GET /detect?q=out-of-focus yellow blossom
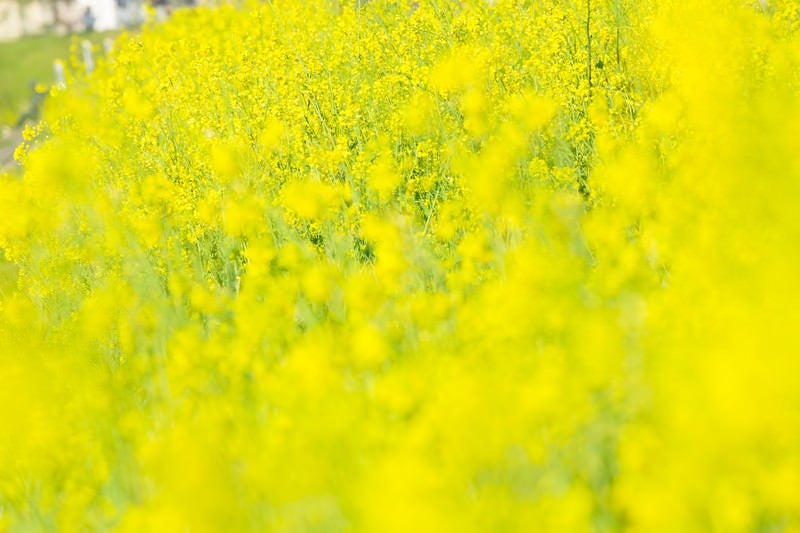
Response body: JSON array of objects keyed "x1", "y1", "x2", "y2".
[
  {"x1": 281, "y1": 179, "x2": 341, "y2": 220},
  {"x1": 367, "y1": 151, "x2": 403, "y2": 201}
]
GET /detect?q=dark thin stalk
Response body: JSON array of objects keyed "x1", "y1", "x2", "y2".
[{"x1": 586, "y1": 0, "x2": 592, "y2": 90}]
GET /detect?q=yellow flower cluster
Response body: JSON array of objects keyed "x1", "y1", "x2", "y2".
[{"x1": 1, "y1": 0, "x2": 800, "y2": 530}]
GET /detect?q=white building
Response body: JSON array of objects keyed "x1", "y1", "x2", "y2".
[{"x1": 0, "y1": 0, "x2": 126, "y2": 41}]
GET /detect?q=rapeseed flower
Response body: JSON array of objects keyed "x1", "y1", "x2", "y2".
[{"x1": 1, "y1": 0, "x2": 799, "y2": 530}]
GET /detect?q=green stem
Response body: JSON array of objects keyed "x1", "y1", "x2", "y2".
[{"x1": 587, "y1": 0, "x2": 592, "y2": 91}]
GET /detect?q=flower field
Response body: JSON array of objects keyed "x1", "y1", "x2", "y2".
[{"x1": 1, "y1": 0, "x2": 800, "y2": 530}]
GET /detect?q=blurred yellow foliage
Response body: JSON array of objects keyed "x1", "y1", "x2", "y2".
[{"x1": 1, "y1": 0, "x2": 799, "y2": 531}]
